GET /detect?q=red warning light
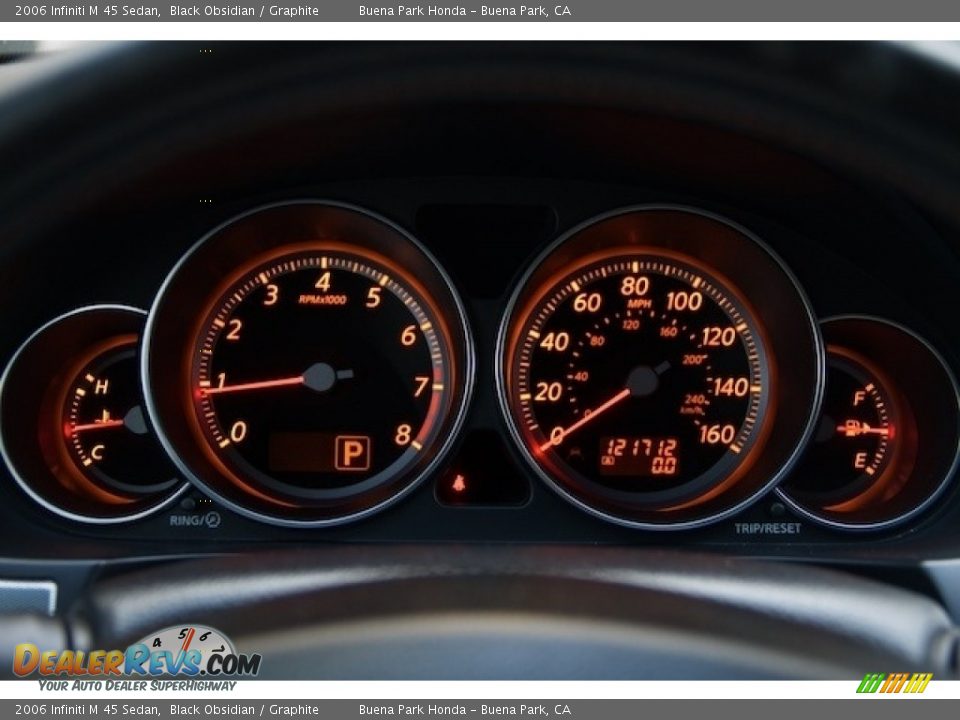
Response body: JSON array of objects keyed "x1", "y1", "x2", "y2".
[{"x1": 451, "y1": 474, "x2": 467, "y2": 493}]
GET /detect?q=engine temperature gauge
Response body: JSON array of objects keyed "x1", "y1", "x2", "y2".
[
  {"x1": 0, "y1": 306, "x2": 187, "y2": 523},
  {"x1": 63, "y1": 341, "x2": 179, "y2": 495}
]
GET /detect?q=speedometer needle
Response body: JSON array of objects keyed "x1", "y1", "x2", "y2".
[{"x1": 539, "y1": 387, "x2": 631, "y2": 452}]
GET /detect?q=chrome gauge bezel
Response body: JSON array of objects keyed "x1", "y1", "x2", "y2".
[
  {"x1": 777, "y1": 315, "x2": 960, "y2": 532},
  {"x1": 141, "y1": 200, "x2": 476, "y2": 528},
  {"x1": 496, "y1": 205, "x2": 826, "y2": 530},
  {"x1": 0, "y1": 305, "x2": 189, "y2": 524}
]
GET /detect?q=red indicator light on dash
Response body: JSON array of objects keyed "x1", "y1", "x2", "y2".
[{"x1": 451, "y1": 474, "x2": 467, "y2": 493}]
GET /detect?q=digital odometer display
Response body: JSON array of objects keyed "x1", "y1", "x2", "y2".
[
  {"x1": 505, "y1": 254, "x2": 770, "y2": 505},
  {"x1": 598, "y1": 436, "x2": 680, "y2": 477}
]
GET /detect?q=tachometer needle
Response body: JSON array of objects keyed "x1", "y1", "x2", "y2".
[
  {"x1": 539, "y1": 387, "x2": 631, "y2": 452},
  {"x1": 202, "y1": 375, "x2": 304, "y2": 395},
  {"x1": 199, "y1": 362, "x2": 354, "y2": 396}
]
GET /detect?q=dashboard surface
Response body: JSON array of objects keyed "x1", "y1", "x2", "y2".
[{"x1": 3, "y1": 43, "x2": 960, "y2": 621}]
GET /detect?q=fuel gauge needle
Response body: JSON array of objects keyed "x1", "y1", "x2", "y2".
[
  {"x1": 539, "y1": 387, "x2": 630, "y2": 452},
  {"x1": 836, "y1": 421, "x2": 895, "y2": 438}
]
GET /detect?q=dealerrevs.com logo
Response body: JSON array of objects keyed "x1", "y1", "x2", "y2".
[{"x1": 13, "y1": 624, "x2": 261, "y2": 686}]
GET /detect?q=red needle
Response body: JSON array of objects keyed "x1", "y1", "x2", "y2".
[
  {"x1": 539, "y1": 387, "x2": 631, "y2": 452},
  {"x1": 201, "y1": 375, "x2": 303, "y2": 395},
  {"x1": 836, "y1": 422, "x2": 893, "y2": 438},
  {"x1": 70, "y1": 419, "x2": 125, "y2": 433},
  {"x1": 180, "y1": 627, "x2": 196, "y2": 653}
]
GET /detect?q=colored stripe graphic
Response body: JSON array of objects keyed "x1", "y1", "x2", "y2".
[
  {"x1": 857, "y1": 672, "x2": 932, "y2": 694},
  {"x1": 857, "y1": 673, "x2": 885, "y2": 693}
]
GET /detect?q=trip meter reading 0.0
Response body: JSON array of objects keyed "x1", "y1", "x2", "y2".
[{"x1": 509, "y1": 256, "x2": 768, "y2": 501}]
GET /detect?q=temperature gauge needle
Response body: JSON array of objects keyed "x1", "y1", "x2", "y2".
[
  {"x1": 70, "y1": 419, "x2": 125, "y2": 433},
  {"x1": 539, "y1": 387, "x2": 630, "y2": 452},
  {"x1": 68, "y1": 406, "x2": 151, "y2": 436}
]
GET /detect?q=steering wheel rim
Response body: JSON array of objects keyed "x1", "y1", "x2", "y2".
[{"x1": 42, "y1": 546, "x2": 955, "y2": 679}]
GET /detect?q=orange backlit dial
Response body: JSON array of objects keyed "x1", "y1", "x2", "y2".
[
  {"x1": 1, "y1": 306, "x2": 187, "y2": 523},
  {"x1": 504, "y1": 254, "x2": 769, "y2": 507},
  {"x1": 779, "y1": 316, "x2": 957, "y2": 530},
  {"x1": 789, "y1": 348, "x2": 901, "y2": 505},
  {"x1": 143, "y1": 202, "x2": 474, "y2": 526},
  {"x1": 190, "y1": 250, "x2": 453, "y2": 499},
  {"x1": 63, "y1": 342, "x2": 179, "y2": 496}
]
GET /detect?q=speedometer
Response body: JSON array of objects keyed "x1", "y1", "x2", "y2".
[
  {"x1": 511, "y1": 255, "x2": 768, "y2": 496},
  {"x1": 499, "y1": 207, "x2": 823, "y2": 528}
]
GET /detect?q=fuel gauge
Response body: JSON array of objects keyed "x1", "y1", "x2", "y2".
[
  {"x1": 781, "y1": 316, "x2": 959, "y2": 530},
  {"x1": 787, "y1": 348, "x2": 906, "y2": 506}
]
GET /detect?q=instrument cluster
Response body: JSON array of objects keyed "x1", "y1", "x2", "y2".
[{"x1": 2, "y1": 199, "x2": 959, "y2": 539}]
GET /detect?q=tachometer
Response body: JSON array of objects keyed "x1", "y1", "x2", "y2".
[
  {"x1": 499, "y1": 207, "x2": 823, "y2": 528},
  {"x1": 192, "y1": 251, "x2": 451, "y2": 497},
  {"x1": 143, "y1": 201, "x2": 473, "y2": 526}
]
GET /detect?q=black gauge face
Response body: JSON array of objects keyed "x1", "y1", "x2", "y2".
[
  {"x1": 64, "y1": 345, "x2": 179, "y2": 495},
  {"x1": 507, "y1": 254, "x2": 769, "y2": 503},
  {"x1": 1, "y1": 306, "x2": 185, "y2": 523},
  {"x1": 790, "y1": 351, "x2": 897, "y2": 501},
  {"x1": 191, "y1": 251, "x2": 452, "y2": 498},
  {"x1": 780, "y1": 317, "x2": 957, "y2": 530}
]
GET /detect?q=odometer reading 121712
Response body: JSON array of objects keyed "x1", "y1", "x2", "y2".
[{"x1": 507, "y1": 254, "x2": 770, "y2": 506}]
